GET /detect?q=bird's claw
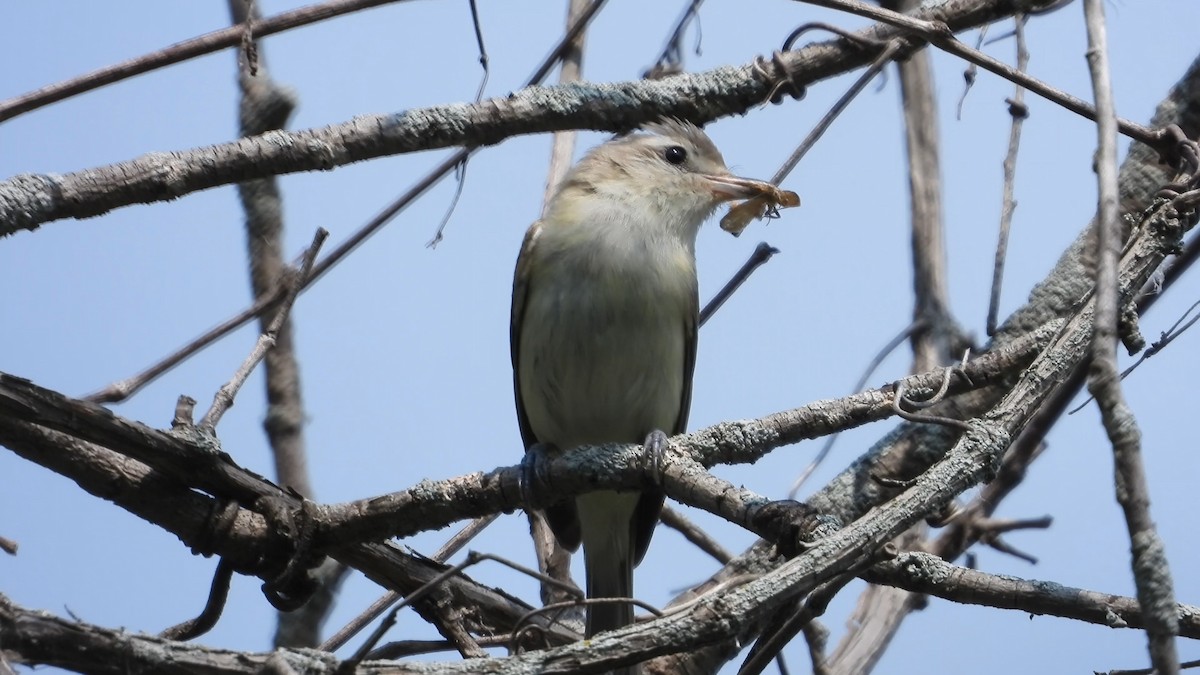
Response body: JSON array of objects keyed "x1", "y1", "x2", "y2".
[
  {"x1": 520, "y1": 443, "x2": 555, "y2": 510},
  {"x1": 643, "y1": 430, "x2": 669, "y2": 486}
]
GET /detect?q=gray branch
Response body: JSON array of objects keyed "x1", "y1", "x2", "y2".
[{"x1": 0, "y1": 0, "x2": 1048, "y2": 236}]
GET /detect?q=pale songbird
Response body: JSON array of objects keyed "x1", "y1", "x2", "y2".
[{"x1": 511, "y1": 119, "x2": 779, "y2": 659}]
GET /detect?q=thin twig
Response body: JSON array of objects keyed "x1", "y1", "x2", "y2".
[
  {"x1": 319, "y1": 514, "x2": 499, "y2": 652},
  {"x1": 425, "y1": 158, "x2": 472, "y2": 249},
  {"x1": 769, "y1": 39, "x2": 905, "y2": 186},
  {"x1": 790, "y1": 0, "x2": 1160, "y2": 148},
  {"x1": 1123, "y1": 298, "x2": 1200, "y2": 370},
  {"x1": 526, "y1": 0, "x2": 610, "y2": 87},
  {"x1": 659, "y1": 505, "x2": 734, "y2": 564},
  {"x1": 159, "y1": 559, "x2": 236, "y2": 641},
  {"x1": 361, "y1": 633, "x2": 518, "y2": 660},
  {"x1": 342, "y1": 550, "x2": 576, "y2": 667},
  {"x1": 422, "y1": 0, "x2": 491, "y2": 250},
  {"x1": 699, "y1": 242, "x2": 780, "y2": 326},
  {"x1": 645, "y1": 0, "x2": 706, "y2": 78},
  {"x1": 893, "y1": 13, "x2": 954, "y2": 374},
  {"x1": 0, "y1": 0, "x2": 418, "y2": 123},
  {"x1": 788, "y1": 320, "x2": 920, "y2": 498},
  {"x1": 986, "y1": 13, "x2": 1029, "y2": 337},
  {"x1": 890, "y1": 378, "x2": 973, "y2": 432},
  {"x1": 1102, "y1": 658, "x2": 1200, "y2": 675},
  {"x1": 83, "y1": 291, "x2": 281, "y2": 403},
  {"x1": 541, "y1": 0, "x2": 591, "y2": 215},
  {"x1": 739, "y1": 548, "x2": 886, "y2": 675},
  {"x1": 199, "y1": 228, "x2": 328, "y2": 431},
  {"x1": 1082, "y1": 0, "x2": 1179, "y2": 671},
  {"x1": 803, "y1": 621, "x2": 830, "y2": 675},
  {"x1": 466, "y1": 0, "x2": 489, "y2": 104},
  {"x1": 83, "y1": 0, "x2": 611, "y2": 405},
  {"x1": 1069, "y1": 299, "x2": 1200, "y2": 414},
  {"x1": 954, "y1": 23, "x2": 988, "y2": 119},
  {"x1": 516, "y1": 596, "x2": 662, "y2": 635}
]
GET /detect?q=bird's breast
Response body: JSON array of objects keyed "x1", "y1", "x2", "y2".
[{"x1": 518, "y1": 233, "x2": 696, "y2": 451}]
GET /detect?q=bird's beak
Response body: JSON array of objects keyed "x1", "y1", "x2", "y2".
[{"x1": 702, "y1": 174, "x2": 781, "y2": 202}]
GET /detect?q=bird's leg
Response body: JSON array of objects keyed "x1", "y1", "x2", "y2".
[
  {"x1": 520, "y1": 442, "x2": 557, "y2": 509},
  {"x1": 642, "y1": 430, "x2": 670, "y2": 486}
]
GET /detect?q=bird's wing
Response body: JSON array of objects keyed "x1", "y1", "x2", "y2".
[
  {"x1": 631, "y1": 280, "x2": 698, "y2": 565},
  {"x1": 674, "y1": 285, "x2": 700, "y2": 437},
  {"x1": 510, "y1": 220, "x2": 582, "y2": 552},
  {"x1": 510, "y1": 220, "x2": 541, "y2": 452}
]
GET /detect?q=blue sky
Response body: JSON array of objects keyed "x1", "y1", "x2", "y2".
[{"x1": 3, "y1": 1, "x2": 1199, "y2": 672}]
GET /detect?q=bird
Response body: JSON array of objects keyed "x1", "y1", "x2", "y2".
[{"x1": 510, "y1": 118, "x2": 780, "y2": 655}]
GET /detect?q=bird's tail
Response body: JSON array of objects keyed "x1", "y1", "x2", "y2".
[
  {"x1": 584, "y1": 536, "x2": 634, "y2": 637},
  {"x1": 579, "y1": 491, "x2": 639, "y2": 674}
]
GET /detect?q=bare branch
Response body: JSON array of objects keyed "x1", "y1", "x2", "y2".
[
  {"x1": 80, "y1": 0, "x2": 612, "y2": 404},
  {"x1": 0, "y1": 0, "x2": 1076, "y2": 236},
  {"x1": 986, "y1": 15, "x2": 1030, "y2": 336},
  {"x1": 320, "y1": 514, "x2": 499, "y2": 652},
  {"x1": 0, "y1": 0, "x2": 419, "y2": 123},
  {"x1": 659, "y1": 505, "x2": 734, "y2": 564},
  {"x1": 540, "y1": 0, "x2": 593, "y2": 211},
  {"x1": 1082, "y1": 0, "x2": 1180, "y2": 671},
  {"x1": 0, "y1": 321, "x2": 1057, "y2": 550},
  {"x1": 791, "y1": 0, "x2": 1158, "y2": 145},
  {"x1": 199, "y1": 228, "x2": 328, "y2": 432},
  {"x1": 865, "y1": 552, "x2": 1200, "y2": 638}
]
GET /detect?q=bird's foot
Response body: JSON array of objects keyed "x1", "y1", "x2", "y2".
[
  {"x1": 642, "y1": 430, "x2": 670, "y2": 486},
  {"x1": 520, "y1": 442, "x2": 557, "y2": 510}
]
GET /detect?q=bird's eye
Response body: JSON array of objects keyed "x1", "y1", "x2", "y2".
[{"x1": 663, "y1": 145, "x2": 688, "y2": 165}]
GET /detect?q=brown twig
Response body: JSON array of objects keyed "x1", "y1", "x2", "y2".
[
  {"x1": 887, "y1": 0, "x2": 957, "y2": 375},
  {"x1": 466, "y1": 0, "x2": 489, "y2": 104},
  {"x1": 341, "y1": 556, "x2": 486, "y2": 667},
  {"x1": 82, "y1": 0, "x2": 611, "y2": 405},
  {"x1": 319, "y1": 514, "x2": 499, "y2": 652},
  {"x1": 865, "y1": 552, "x2": 1200, "y2": 639},
  {"x1": 789, "y1": 320, "x2": 920, "y2": 498},
  {"x1": 1102, "y1": 658, "x2": 1200, "y2": 675},
  {"x1": 699, "y1": 242, "x2": 780, "y2": 326},
  {"x1": 645, "y1": 0, "x2": 706, "y2": 78},
  {"x1": 659, "y1": 505, "x2": 734, "y2": 564},
  {"x1": 0, "y1": 322, "x2": 1057, "y2": 562},
  {"x1": 986, "y1": 14, "x2": 1030, "y2": 337},
  {"x1": 1068, "y1": 298, "x2": 1200, "y2": 414},
  {"x1": 5, "y1": 0, "x2": 1058, "y2": 238},
  {"x1": 542, "y1": 0, "x2": 591, "y2": 214},
  {"x1": 1082, "y1": 0, "x2": 1179, "y2": 672},
  {"x1": 954, "y1": 23, "x2": 988, "y2": 119},
  {"x1": 83, "y1": 290, "x2": 283, "y2": 404},
  {"x1": 160, "y1": 559, "x2": 236, "y2": 641},
  {"x1": 791, "y1": 0, "x2": 1161, "y2": 147},
  {"x1": 342, "y1": 550, "x2": 581, "y2": 667},
  {"x1": 739, "y1": 551, "x2": 885, "y2": 675},
  {"x1": 199, "y1": 228, "x2": 328, "y2": 432},
  {"x1": 767, "y1": 38, "x2": 905, "y2": 186},
  {"x1": 0, "y1": 0, "x2": 417, "y2": 123},
  {"x1": 803, "y1": 621, "x2": 831, "y2": 675},
  {"x1": 357, "y1": 633, "x2": 517, "y2": 660}
]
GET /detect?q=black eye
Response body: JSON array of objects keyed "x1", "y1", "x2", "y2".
[{"x1": 663, "y1": 145, "x2": 687, "y2": 165}]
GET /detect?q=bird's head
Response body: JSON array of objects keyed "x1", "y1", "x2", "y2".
[{"x1": 550, "y1": 119, "x2": 780, "y2": 241}]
